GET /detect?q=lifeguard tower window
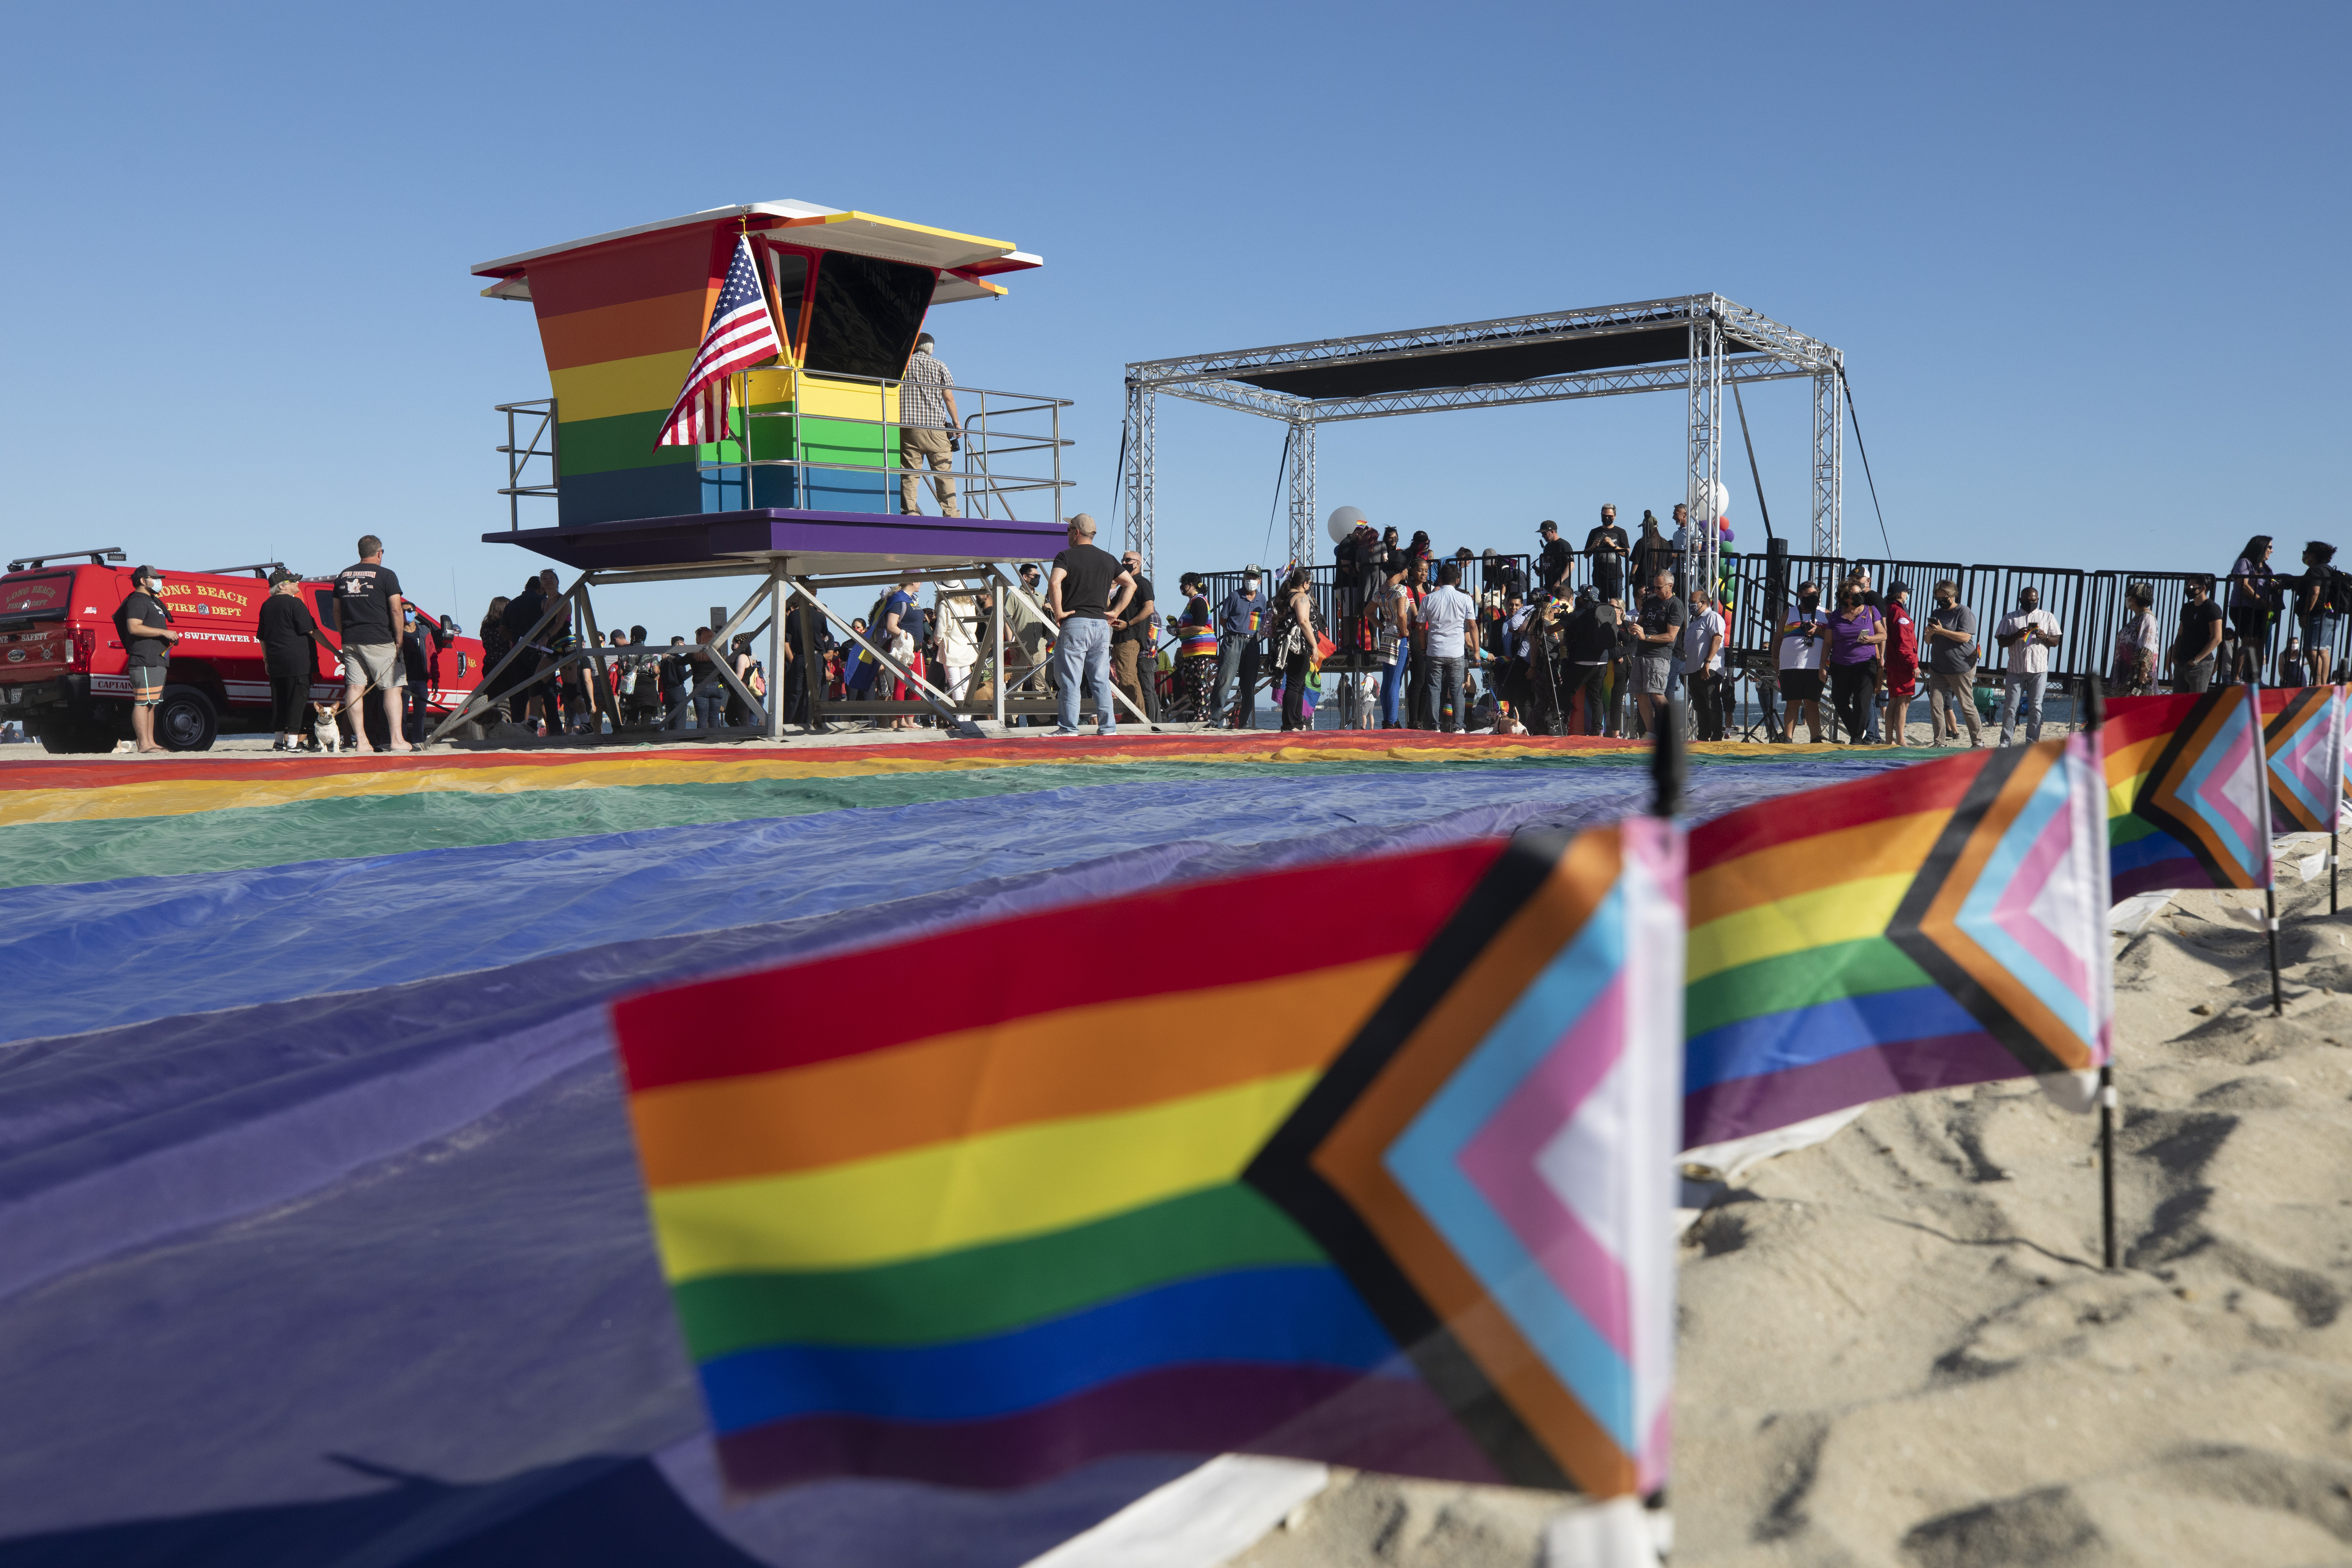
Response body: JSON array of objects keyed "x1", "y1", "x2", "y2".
[
  {"x1": 766, "y1": 251, "x2": 808, "y2": 351},
  {"x1": 803, "y1": 252, "x2": 934, "y2": 381}
]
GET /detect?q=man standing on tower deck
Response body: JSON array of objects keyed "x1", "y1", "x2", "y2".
[
  {"x1": 334, "y1": 535, "x2": 411, "y2": 754},
  {"x1": 1046, "y1": 514, "x2": 1134, "y2": 737},
  {"x1": 1584, "y1": 504, "x2": 1629, "y2": 606},
  {"x1": 898, "y1": 332, "x2": 962, "y2": 518},
  {"x1": 1535, "y1": 520, "x2": 1574, "y2": 598}
]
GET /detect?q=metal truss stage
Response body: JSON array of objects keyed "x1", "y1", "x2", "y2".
[{"x1": 1120, "y1": 295, "x2": 1847, "y2": 587}]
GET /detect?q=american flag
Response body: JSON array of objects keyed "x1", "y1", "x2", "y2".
[{"x1": 655, "y1": 235, "x2": 784, "y2": 448}]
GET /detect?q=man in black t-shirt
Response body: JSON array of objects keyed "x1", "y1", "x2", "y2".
[
  {"x1": 1535, "y1": 520, "x2": 1575, "y2": 598},
  {"x1": 1584, "y1": 505, "x2": 1629, "y2": 605},
  {"x1": 115, "y1": 564, "x2": 181, "y2": 751},
  {"x1": 1045, "y1": 513, "x2": 1135, "y2": 735},
  {"x1": 2172, "y1": 575, "x2": 2225, "y2": 693},
  {"x1": 1112, "y1": 549, "x2": 1158, "y2": 720},
  {"x1": 332, "y1": 534, "x2": 411, "y2": 753}
]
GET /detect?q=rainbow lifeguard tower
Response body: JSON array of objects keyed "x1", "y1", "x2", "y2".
[{"x1": 451, "y1": 200, "x2": 1104, "y2": 742}]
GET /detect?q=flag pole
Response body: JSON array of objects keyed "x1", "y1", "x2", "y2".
[
  {"x1": 2333, "y1": 681, "x2": 2343, "y2": 917},
  {"x1": 2083, "y1": 676, "x2": 2121, "y2": 1271},
  {"x1": 1652, "y1": 695, "x2": 1685, "y2": 819},
  {"x1": 2250, "y1": 678, "x2": 2283, "y2": 1015}
]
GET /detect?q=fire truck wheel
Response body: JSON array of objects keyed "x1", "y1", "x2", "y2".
[{"x1": 155, "y1": 686, "x2": 219, "y2": 752}]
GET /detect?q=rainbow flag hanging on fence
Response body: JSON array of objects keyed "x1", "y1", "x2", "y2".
[
  {"x1": 2104, "y1": 688, "x2": 2274, "y2": 897},
  {"x1": 1683, "y1": 735, "x2": 2112, "y2": 1152},
  {"x1": 611, "y1": 824, "x2": 1684, "y2": 1501},
  {"x1": 2261, "y1": 686, "x2": 2345, "y2": 835}
]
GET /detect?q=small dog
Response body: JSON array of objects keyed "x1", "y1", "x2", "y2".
[{"x1": 310, "y1": 702, "x2": 345, "y2": 753}]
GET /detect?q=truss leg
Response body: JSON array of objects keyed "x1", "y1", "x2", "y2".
[
  {"x1": 1123, "y1": 383, "x2": 1156, "y2": 582},
  {"x1": 1812, "y1": 365, "x2": 1843, "y2": 559},
  {"x1": 1686, "y1": 304, "x2": 1724, "y2": 598},
  {"x1": 1286, "y1": 420, "x2": 1317, "y2": 574}
]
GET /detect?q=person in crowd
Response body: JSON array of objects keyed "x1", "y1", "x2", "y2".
[
  {"x1": 1483, "y1": 546, "x2": 1527, "y2": 607},
  {"x1": 1880, "y1": 581, "x2": 1919, "y2": 744},
  {"x1": 400, "y1": 604, "x2": 452, "y2": 742},
  {"x1": 332, "y1": 535, "x2": 410, "y2": 754},
  {"x1": 621, "y1": 625, "x2": 660, "y2": 728},
  {"x1": 1213, "y1": 567, "x2": 1265, "y2": 729},
  {"x1": 1683, "y1": 584, "x2": 1727, "y2": 741},
  {"x1": 1275, "y1": 568, "x2": 1320, "y2": 732},
  {"x1": 1774, "y1": 580, "x2": 1827, "y2": 744},
  {"x1": 1536, "y1": 519, "x2": 1574, "y2": 599},
  {"x1": 258, "y1": 567, "x2": 323, "y2": 752},
  {"x1": 2281, "y1": 635, "x2": 2310, "y2": 690},
  {"x1": 2226, "y1": 534, "x2": 2277, "y2": 683},
  {"x1": 1414, "y1": 561, "x2": 1477, "y2": 734},
  {"x1": 1628, "y1": 511, "x2": 1672, "y2": 605},
  {"x1": 114, "y1": 565, "x2": 181, "y2": 752},
  {"x1": 1406, "y1": 530, "x2": 1435, "y2": 575},
  {"x1": 1373, "y1": 561, "x2": 1410, "y2": 730},
  {"x1": 1112, "y1": 550, "x2": 1158, "y2": 720},
  {"x1": 1826, "y1": 580, "x2": 1887, "y2": 744},
  {"x1": 878, "y1": 575, "x2": 927, "y2": 730},
  {"x1": 1171, "y1": 574, "x2": 1219, "y2": 721},
  {"x1": 1628, "y1": 568, "x2": 1685, "y2": 734},
  {"x1": 898, "y1": 332, "x2": 962, "y2": 518},
  {"x1": 499, "y1": 571, "x2": 564, "y2": 735},
  {"x1": 1403, "y1": 556, "x2": 1436, "y2": 730},
  {"x1": 688, "y1": 627, "x2": 727, "y2": 729},
  {"x1": 2110, "y1": 581, "x2": 2160, "y2": 697},
  {"x1": 2172, "y1": 575, "x2": 2224, "y2": 692},
  {"x1": 724, "y1": 634, "x2": 764, "y2": 727},
  {"x1": 1378, "y1": 525, "x2": 1405, "y2": 583},
  {"x1": 658, "y1": 635, "x2": 691, "y2": 728},
  {"x1": 1669, "y1": 503, "x2": 1697, "y2": 589},
  {"x1": 1001, "y1": 562, "x2": 1052, "y2": 722},
  {"x1": 936, "y1": 580, "x2": 982, "y2": 710},
  {"x1": 1993, "y1": 585, "x2": 2062, "y2": 745},
  {"x1": 1584, "y1": 504, "x2": 1629, "y2": 607},
  {"x1": 1046, "y1": 513, "x2": 1134, "y2": 737},
  {"x1": 477, "y1": 596, "x2": 513, "y2": 705},
  {"x1": 1552, "y1": 586, "x2": 1610, "y2": 736},
  {"x1": 1923, "y1": 579, "x2": 1982, "y2": 746},
  {"x1": 2295, "y1": 541, "x2": 2339, "y2": 687},
  {"x1": 1492, "y1": 588, "x2": 1532, "y2": 733}
]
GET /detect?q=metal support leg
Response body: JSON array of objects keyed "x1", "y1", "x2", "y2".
[
  {"x1": 1286, "y1": 419, "x2": 1317, "y2": 574},
  {"x1": 991, "y1": 565, "x2": 1007, "y2": 732},
  {"x1": 1123, "y1": 382, "x2": 1156, "y2": 582},
  {"x1": 571, "y1": 584, "x2": 623, "y2": 738},
  {"x1": 1687, "y1": 303, "x2": 1724, "y2": 598},
  {"x1": 1811, "y1": 362, "x2": 1844, "y2": 560},
  {"x1": 764, "y1": 560, "x2": 785, "y2": 741}
]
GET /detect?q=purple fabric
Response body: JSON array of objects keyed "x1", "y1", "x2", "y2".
[
  {"x1": 1827, "y1": 606, "x2": 1884, "y2": 666},
  {"x1": 487, "y1": 508, "x2": 1069, "y2": 574},
  {"x1": 1682, "y1": 1030, "x2": 2025, "y2": 1149}
]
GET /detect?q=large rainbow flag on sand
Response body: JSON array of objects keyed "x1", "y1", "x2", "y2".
[
  {"x1": 2103, "y1": 687, "x2": 2274, "y2": 897},
  {"x1": 2260, "y1": 685, "x2": 2345, "y2": 834},
  {"x1": 612, "y1": 819, "x2": 1685, "y2": 1499},
  {"x1": 1684, "y1": 735, "x2": 2112, "y2": 1151}
]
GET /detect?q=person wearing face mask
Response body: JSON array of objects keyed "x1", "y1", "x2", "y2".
[
  {"x1": 1993, "y1": 586, "x2": 2063, "y2": 746},
  {"x1": 1827, "y1": 581, "x2": 1888, "y2": 744},
  {"x1": 2171, "y1": 575, "x2": 2224, "y2": 692},
  {"x1": 1923, "y1": 579, "x2": 1982, "y2": 747},
  {"x1": 1213, "y1": 568, "x2": 1266, "y2": 728},
  {"x1": 1773, "y1": 580, "x2": 1828, "y2": 743}
]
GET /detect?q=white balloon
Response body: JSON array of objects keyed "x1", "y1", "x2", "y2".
[
  {"x1": 1327, "y1": 504, "x2": 1365, "y2": 544},
  {"x1": 1710, "y1": 480, "x2": 1730, "y2": 519}
]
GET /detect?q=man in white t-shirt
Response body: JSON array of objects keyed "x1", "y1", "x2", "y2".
[
  {"x1": 1993, "y1": 585, "x2": 2063, "y2": 746},
  {"x1": 1684, "y1": 585, "x2": 1728, "y2": 741},
  {"x1": 1773, "y1": 581, "x2": 1828, "y2": 743},
  {"x1": 1415, "y1": 562, "x2": 1480, "y2": 734}
]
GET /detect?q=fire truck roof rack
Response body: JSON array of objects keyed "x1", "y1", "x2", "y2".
[
  {"x1": 7, "y1": 547, "x2": 126, "y2": 572},
  {"x1": 203, "y1": 561, "x2": 291, "y2": 579}
]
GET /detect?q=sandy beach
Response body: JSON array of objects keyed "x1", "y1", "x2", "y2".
[{"x1": 1239, "y1": 852, "x2": 2352, "y2": 1567}]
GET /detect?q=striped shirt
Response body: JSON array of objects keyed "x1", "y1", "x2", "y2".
[{"x1": 899, "y1": 350, "x2": 955, "y2": 429}]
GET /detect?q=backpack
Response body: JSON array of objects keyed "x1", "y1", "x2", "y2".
[{"x1": 2328, "y1": 569, "x2": 2352, "y2": 617}]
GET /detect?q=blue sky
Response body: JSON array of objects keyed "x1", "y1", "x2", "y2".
[{"x1": 0, "y1": 2, "x2": 2341, "y2": 635}]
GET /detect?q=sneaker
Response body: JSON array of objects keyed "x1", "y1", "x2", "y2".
[
  {"x1": 1051, "y1": 726, "x2": 1081, "y2": 736},
  {"x1": 1097, "y1": 727, "x2": 1117, "y2": 737}
]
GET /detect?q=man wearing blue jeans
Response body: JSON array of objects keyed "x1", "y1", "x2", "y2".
[
  {"x1": 1046, "y1": 513, "x2": 1135, "y2": 736},
  {"x1": 1415, "y1": 562, "x2": 1479, "y2": 733},
  {"x1": 1993, "y1": 586, "x2": 2062, "y2": 746}
]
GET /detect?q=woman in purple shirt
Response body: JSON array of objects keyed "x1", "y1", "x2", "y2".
[{"x1": 1827, "y1": 581, "x2": 1888, "y2": 743}]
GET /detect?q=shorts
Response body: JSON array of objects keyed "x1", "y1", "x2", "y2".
[
  {"x1": 2303, "y1": 613, "x2": 2337, "y2": 650},
  {"x1": 128, "y1": 662, "x2": 167, "y2": 700},
  {"x1": 1777, "y1": 667, "x2": 1823, "y2": 701},
  {"x1": 343, "y1": 640, "x2": 407, "y2": 691},
  {"x1": 1633, "y1": 655, "x2": 1672, "y2": 696}
]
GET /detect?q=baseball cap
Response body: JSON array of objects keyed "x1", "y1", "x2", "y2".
[
  {"x1": 268, "y1": 567, "x2": 299, "y2": 586},
  {"x1": 1537, "y1": 520, "x2": 1558, "y2": 533}
]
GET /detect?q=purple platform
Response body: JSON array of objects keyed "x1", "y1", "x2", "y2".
[{"x1": 485, "y1": 509, "x2": 1071, "y2": 575}]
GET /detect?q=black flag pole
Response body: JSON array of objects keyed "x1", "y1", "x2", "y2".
[
  {"x1": 2247, "y1": 678, "x2": 2284, "y2": 1015},
  {"x1": 2083, "y1": 676, "x2": 2121, "y2": 1271},
  {"x1": 1652, "y1": 696, "x2": 1686, "y2": 819}
]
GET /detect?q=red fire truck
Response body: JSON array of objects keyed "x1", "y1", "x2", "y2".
[{"x1": 0, "y1": 547, "x2": 490, "y2": 752}]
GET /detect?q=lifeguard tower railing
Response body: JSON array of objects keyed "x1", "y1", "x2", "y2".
[{"x1": 492, "y1": 376, "x2": 1072, "y2": 527}]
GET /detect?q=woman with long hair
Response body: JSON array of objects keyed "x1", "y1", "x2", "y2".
[
  {"x1": 1277, "y1": 568, "x2": 1317, "y2": 732},
  {"x1": 1826, "y1": 580, "x2": 1887, "y2": 743},
  {"x1": 2226, "y1": 534, "x2": 2277, "y2": 682}
]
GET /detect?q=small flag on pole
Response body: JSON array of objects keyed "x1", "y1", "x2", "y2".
[
  {"x1": 2103, "y1": 687, "x2": 2274, "y2": 897},
  {"x1": 609, "y1": 822, "x2": 1685, "y2": 1500},
  {"x1": 2262, "y1": 685, "x2": 2344, "y2": 834},
  {"x1": 654, "y1": 235, "x2": 783, "y2": 449}
]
